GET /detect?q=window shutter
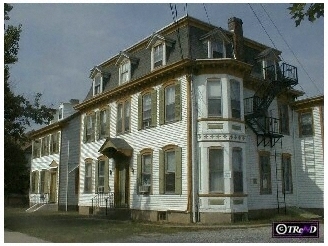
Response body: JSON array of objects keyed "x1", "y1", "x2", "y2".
[
  {"x1": 175, "y1": 81, "x2": 181, "y2": 121},
  {"x1": 35, "y1": 171, "x2": 39, "y2": 193},
  {"x1": 175, "y1": 147, "x2": 182, "y2": 195},
  {"x1": 159, "y1": 149, "x2": 165, "y2": 194},
  {"x1": 150, "y1": 154, "x2": 153, "y2": 195},
  {"x1": 83, "y1": 116, "x2": 87, "y2": 143},
  {"x1": 138, "y1": 94, "x2": 143, "y2": 130},
  {"x1": 137, "y1": 154, "x2": 141, "y2": 194},
  {"x1": 151, "y1": 90, "x2": 157, "y2": 127},
  {"x1": 96, "y1": 111, "x2": 100, "y2": 140},
  {"x1": 104, "y1": 158, "x2": 109, "y2": 193},
  {"x1": 106, "y1": 107, "x2": 111, "y2": 137},
  {"x1": 40, "y1": 138, "x2": 44, "y2": 156},
  {"x1": 91, "y1": 113, "x2": 96, "y2": 142},
  {"x1": 44, "y1": 170, "x2": 50, "y2": 193},
  {"x1": 159, "y1": 87, "x2": 165, "y2": 125},
  {"x1": 49, "y1": 135, "x2": 53, "y2": 155},
  {"x1": 95, "y1": 160, "x2": 99, "y2": 193}
]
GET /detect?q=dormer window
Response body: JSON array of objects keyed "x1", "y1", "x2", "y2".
[
  {"x1": 153, "y1": 43, "x2": 164, "y2": 68},
  {"x1": 94, "y1": 74, "x2": 102, "y2": 95},
  {"x1": 116, "y1": 52, "x2": 138, "y2": 85},
  {"x1": 200, "y1": 28, "x2": 232, "y2": 59},
  {"x1": 147, "y1": 33, "x2": 175, "y2": 71},
  {"x1": 120, "y1": 60, "x2": 130, "y2": 84},
  {"x1": 58, "y1": 106, "x2": 63, "y2": 120},
  {"x1": 90, "y1": 66, "x2": 108, "y2": 97},
  {"x1": 255, "y1": 48, "x2": 281, "y2": 81}
]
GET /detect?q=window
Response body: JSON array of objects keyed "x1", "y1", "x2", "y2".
[
  {"x1": 50, "y1": 132, "x2": 60, "y2": 154},
  {"x1": 95, "y1": 158, "x2": 109, "y2": 193},
  {"x1": 31, "y1": 171, "x2": 39, "y2": 193},
  {"x1": 142, "y1": 93, "x2": 151, "y2": 128},
  {"x1": 41, "y1": 136, "x2": 49, "y2": 156},
  {"x1": 208, "y1": 148, "x2": 224, "y2": 193},
  {"x1": 165, "y1": 151, "x2": 176, "y2": 193},
  {"x1": 153, "y1": 43, "x2": 164, "y2": 69},
  {"x1": 137, "y1": 150, "x2": 153, "y2": 194},
  {"x1": 299, "y1": 111, "x2": 313, "y2": 137},
  {"x1": 279, "y1": 103, "x2": 289, "y2": 135},
  {"x1": 120, "y1": 60, "x2": 130, "y2": 84},
  {"x1": 117, "y1": 100, "x2": 130, "y2": 134},
  {"x1": 141, "y1": 154, "x2": 152, "y2": 186},
  {"x1": 159, "y1": 82, "x2": 181, "y2": 124},
  {"x1": 32, "y1": 140, "x2": 41, "y2": 159},
  {"x1": 84, "y1": 113, "x2": 96, "y2": 143},
  {"x1": 211, "y1": 40, "x2": 224, "y2": 58},
  {"x1": 232, "y1": 148, "x2": 243, "y2": 193},
  {"x1": 97, "y1": 107, "x2": 110, "y2": 140},
  {"x1": 94, "y1": 74, "x2": 102, "y2": 96},
  {"x1": 84, "y1": 161, "x2": 92, "y2": 193},
  {"x1": 207, "y1": 79, "x2": 222, "y2": 117},
  {"x1": 165, "y1": 85, "x2": 175, "y2": 123},
  {"x1": 230, "y1": 79, "x2": 241, "y2": 119},
  {"x1": 159, "y1": 146, "x2": 182, "y2": 195},
  {"x1": 58, "y1": 106, "x2": 63, "y2": 120},
  {"x1": 259, "y1": 152, "x2": 271, "y2": 194},
  {"x1": 97, "y1": 160, "x2": 105, "y2": 192},
  {"x1": 40, "y1": 170, "x2": 46, "y2": 194},
  {"x1": 282, "y1": 154, "x2": 293, "y2": 194},
  {"x1": 75, "y1": 168, "x2": 79, "y2": 195}
]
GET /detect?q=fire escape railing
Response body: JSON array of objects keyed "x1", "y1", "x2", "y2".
[{"x1": 244, "y1": 62, "x2": 298, "y2": 147}]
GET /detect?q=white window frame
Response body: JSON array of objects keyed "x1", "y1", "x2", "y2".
[
  {"x1": 208, "y1": 147, "x2": 224, "y2": 193},
  {"x1": 58, "y1": 106, "x2": 64, "y2": 120},
  {"x1": 93, "y1": 74, "x2": 103, "y2": 96},
  {"x1": 207, "y1": 79, "x2": 222, "y2": 117},
  {"x1": 207, "y1": 39, "x2": 226, "y2": 58},
  {"x1": 119, "y1": 59, "x2": 131, "y2": 85},
  {"x1": 151, "y1": 41, "x2": 166, "y2": 70}
]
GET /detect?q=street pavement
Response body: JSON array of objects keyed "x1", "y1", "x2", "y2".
[{"x1": 4, "y1": 230, "x2": 51, "y2": 243}]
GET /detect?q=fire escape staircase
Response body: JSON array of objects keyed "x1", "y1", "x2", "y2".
[{"x1": 244, "y1": 62, "x2": 298, "y2": 147}]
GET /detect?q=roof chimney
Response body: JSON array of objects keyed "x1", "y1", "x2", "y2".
[{"x1": 228, "y1": 17, "x2": 244, "y2": 61}]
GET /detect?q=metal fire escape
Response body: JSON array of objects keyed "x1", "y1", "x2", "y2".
[
  {"x1": 245, "y1": 62, "x2": 298, "y2": 214},
  {"x1": 244, "y1": 62, "x2": 298, "y2": 147}
]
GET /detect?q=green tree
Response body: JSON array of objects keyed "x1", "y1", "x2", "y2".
[
  {"x1": 4, "y1": 3, "x2": 56, "y2": 196},
  {"x1": 288, "y1": 3, "x2": 324, "y2": 26}
]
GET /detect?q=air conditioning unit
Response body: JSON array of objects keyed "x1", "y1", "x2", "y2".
[
  {"x1": 138, "y1": 185, "x2": 150, "y2": 194},
  {"x1": 97, "y1": 186, "x2": 104, "y2": 194}
]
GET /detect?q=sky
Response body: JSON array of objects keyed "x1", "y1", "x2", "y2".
[{"x1": 6, "y1": 2, "x2": 324, "y2": 127}]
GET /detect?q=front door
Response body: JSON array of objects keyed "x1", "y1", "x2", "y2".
[
  {"x1": 114, "y1": 157, "x2": 129, "y2": 208},
  {"x1": 49, "y1": 171, "x2": 57, "y2": 203}
]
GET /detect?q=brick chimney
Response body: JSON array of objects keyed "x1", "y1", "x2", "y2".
[{"x1": 228, "y1": 17, "x2": 244, "y2": 61}]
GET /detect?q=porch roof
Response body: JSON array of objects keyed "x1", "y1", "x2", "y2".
[{"x1": 98, "y1": 138, "x2": 133, "y2": 158}]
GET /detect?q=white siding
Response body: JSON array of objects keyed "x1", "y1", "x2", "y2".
[
  {"x1": 79, "y1": 75, "x2": 189, "y2": 211},
  {"x1": 58, "y1": 115, "x2": 81, "y2": 207},
  {"x1": 295, "y1": 106, "x2": 324, "y2": 208}
]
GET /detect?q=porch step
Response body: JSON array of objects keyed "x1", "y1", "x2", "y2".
[{"x1": 26, "y1": 203, "x2": 58, "y2": 213}]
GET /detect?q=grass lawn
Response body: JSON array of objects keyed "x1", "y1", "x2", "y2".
[{"x1": 4, "y1": 206, "x2": 323, "y2": 243}]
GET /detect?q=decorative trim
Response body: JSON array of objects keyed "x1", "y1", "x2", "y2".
[
  {"x1": 197, "y1": 133, "x2": 246, "y2": 142},
  {"x1": 198, "y1": 117, "x2": 245, "y2": 123},
  {"x1": 199, "y1": 193, "x2": 248, "y2": 197}
]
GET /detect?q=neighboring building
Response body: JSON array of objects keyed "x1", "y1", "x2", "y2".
[
  {"x1": 28, "y1": 99, "x2": 80, "y2": 211},
  {"x1": 292, "y1": 95, "x2": 324, "y2": 216},
  {"x1": 28, "y1": 15, "x2": 324, "y2": 223}
]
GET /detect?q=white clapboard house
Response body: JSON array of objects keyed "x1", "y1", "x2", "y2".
[{"x1": 28, "y1": 15, "x2": 324, "y2": 223}]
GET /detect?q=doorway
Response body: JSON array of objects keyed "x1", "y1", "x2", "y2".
[
  {"x1": 114, "y1": 156, "x2": 130, "y2": 208},
  {"x1": 49, "y1": 171, "x2": 57, "y2": 203}
]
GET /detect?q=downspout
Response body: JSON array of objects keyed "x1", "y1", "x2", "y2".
[
  {"x1": 66, "y1": 140, "x2": 69, "y2": 212},
  {"x1": 190, "y1": 74, "x2": 198, "y2": 223},
  {"x1": 291, "y1": 109, "x2": 299, "y2": 207}
]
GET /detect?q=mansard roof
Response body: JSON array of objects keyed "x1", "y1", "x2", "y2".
[{"x1": 200, "y1": 27, "x2": 231, "y2": 43}]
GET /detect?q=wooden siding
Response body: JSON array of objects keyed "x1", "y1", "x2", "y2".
[
  {"x1": 294, "y1": 106, "x2": 324, "y2": 208},
  {"x1": 78, "y1": 75, "x2": 189, "y2": 211},
  {"x1": 58, "y1": 115, "x2": 81, "y2": 207}
]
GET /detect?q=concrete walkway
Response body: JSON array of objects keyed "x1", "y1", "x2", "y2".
[{"x1": 4, "y1": 230, "x2": 51, "y2": 243}]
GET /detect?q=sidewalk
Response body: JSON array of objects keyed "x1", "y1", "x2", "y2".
[{"x1": 4, "y1": 230, "x2": 51, "y2": 243}]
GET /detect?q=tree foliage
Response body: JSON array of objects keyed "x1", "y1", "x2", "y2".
[
  {"x1": 288, "y1": 3, "x2": 324, "y2": 26},
  {"x1": 4, "y1": 3, "x2": 56, "y2": 195}
]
